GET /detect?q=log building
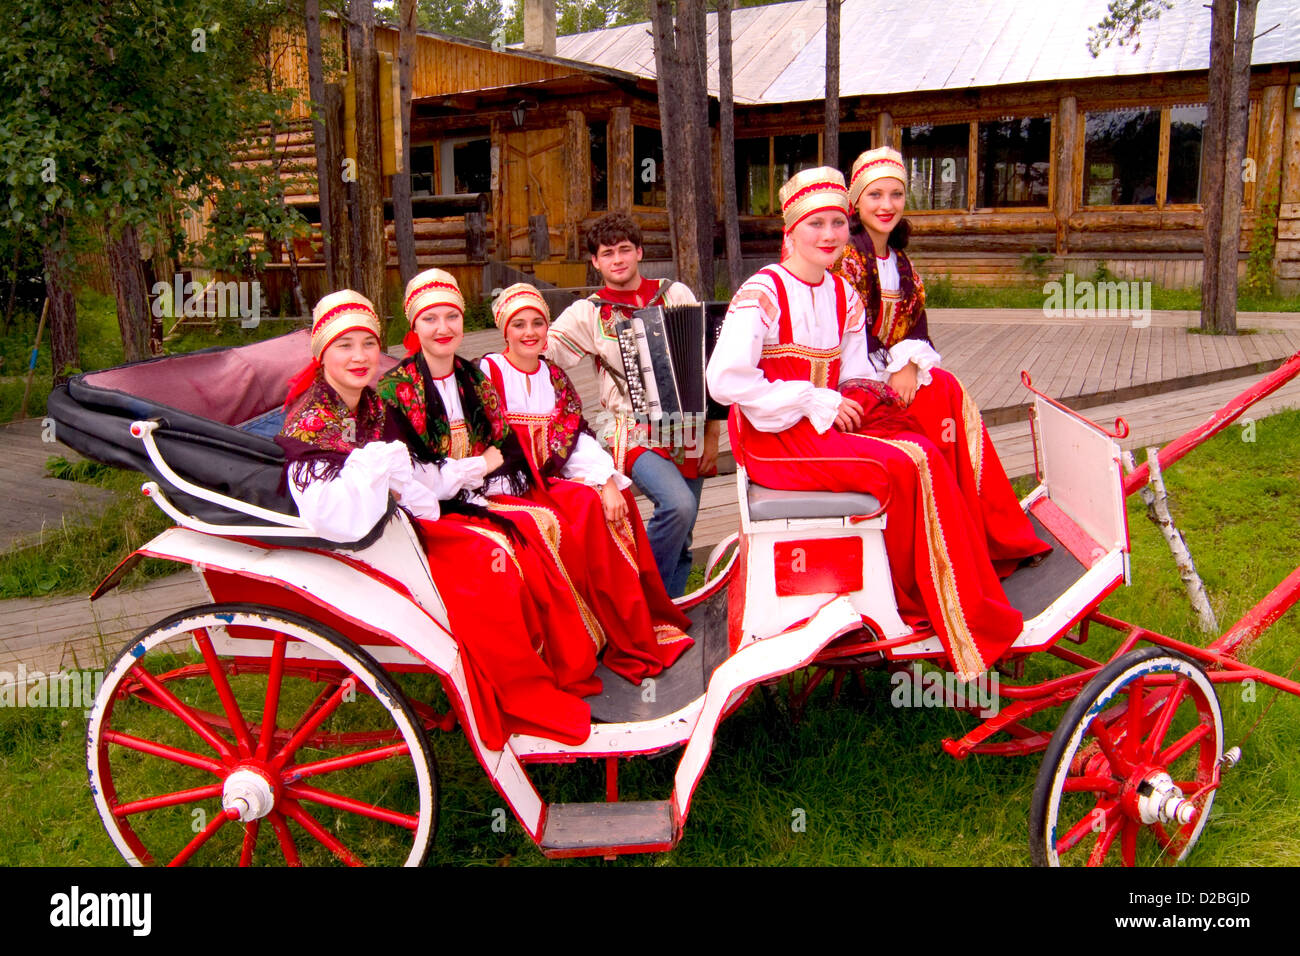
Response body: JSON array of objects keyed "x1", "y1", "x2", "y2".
[{"x1": 246, "y1": 0, "x2": 1300, "y2": 303}]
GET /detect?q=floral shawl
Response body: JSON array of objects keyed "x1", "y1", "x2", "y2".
[
  {"x1": 276, "y1": 372, "x2": 390, "y2": 491},
  {"x1": 377, "y1": 352, "x2": 532, "y2": 497},
  {"x1": 835, "y1": 232, "x2": 933, "y2": 371}
]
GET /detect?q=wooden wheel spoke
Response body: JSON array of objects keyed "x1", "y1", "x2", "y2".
[
  {"x1": 1057, "y1": 799, "x2": 1120, "y2": 856},
  {"x1": 1062, "y1": 775, "x2": 1120, "y2": 795},
  {"x1": 1086, "y1": 811, "x2": 1123, "y2": 866},
  {"x1": 285, "y1": 782, "x2": 419, "y2": 830},
  {"x1": 103, "y1": 730, "x2": 225, "y2": 775},
  {"x1": 1158, "y1": 722, "x2": 1213, "y2": 766},
  {"x1": 128, "y1": 662, "x2": 236, "y2": 761},
  {"x1": 1120, "y1": 815, "x2": 1138, "y2": 867},
  {"x1": 283, "y1": 742, "x2": 411, "y2": 783},
  {"x1": 112, "y1": 783, "x2": 224, "y2": 817},
  {"x1": 1142, "y1": 678, "x2": 1188, "y2": 760},
  {"x1": 1089, "y1": 719, "x2": 1130, "y2": 776},
  {"x1": 279, "y1": 799, "x2": 364, "y2": 866},
  {"x1": 239, "y1": 820, "x2": 260, "y2": 867},
  {"x1": 267, "y1": 810, "x2": 301, "y2": 867},
  {"x1": 168, "y1": 808, "x2": 236, "y2": 867},
  {"x1": 272, "y1": 677, "x2": 357, "y2": 770},
  {"x1": 256, "y1": 633, "x2": 289, "y2": 761},
  {"x1": 1124, "y1": 675, "x2": 1145, "y2": 761},
  {"x1": 192, "y1": 627, "x2": 255, "y2": 757}
]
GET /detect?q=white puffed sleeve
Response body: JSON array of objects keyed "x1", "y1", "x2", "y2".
[
  {"x1": 409, "y1": 456, "x2": 490, "y2": 500},
  {"x1": 288, "y1": 441, "x2": 411, "y2": 542},
  {"x1": 563, "y1": 432, "x2": 632, "y2": 489},
  {"x1": 885, "y1": 338, "x2": 943, "y2": 386},
  {"x1": 705, "y1": 281, "x2": 842, "y2": 435}
]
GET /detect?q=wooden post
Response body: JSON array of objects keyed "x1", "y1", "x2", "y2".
[
  {"x1": 824, "y1": 0, "x2": 841, "y2": 172},
  {"x1": 324, "y1": 83, "x2": 351, "y2": 291},
  {"x1": 1212, "y1": 0, "x2": 1259, "y2": 333},
  {"x1": 305, "y1": 0, "x2": 336, "y2": 289},
  {"x1": 565, "y1": 110, "x2": 590, "y2": 260},
  {"x1": 609, "y1": 107, "x2": 633, "y2": 213},
  {"x1": 1055, "y1": 95, "x2": 1077, "y2": 254},
  {"x1": 349, "y1": 0, "x2": 388, "y2": 330},
  {"x1": 876, "y1": 110, "x2": 893, "y2": 154},
  {"x1": 392, "y1": 0, "x2": 419, "y2": 286},
  {"x1": 718, "y1": 0, "x2": 743, "y2": 291}
]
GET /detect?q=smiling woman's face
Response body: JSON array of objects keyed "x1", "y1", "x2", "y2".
[
  {"x1": 788, "y1": 210, "x2": 850, "y2": 272},
  {"x1": 415, "y1": 304, "x2": 464, "y2": 365},
  {"x1": 321, "y1": 330, "x2": 382, "y2": 398},
  {"x1": 855, "y1": 177, "x2": 906, "y2": 244},
  {"x1": 503, "y1": 309, "x2": 548, "y2": 361}
]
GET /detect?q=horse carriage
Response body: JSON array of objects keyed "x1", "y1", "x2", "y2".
[{"x1": 47, "y1": 329, "x2": 1300, "y2": 866}]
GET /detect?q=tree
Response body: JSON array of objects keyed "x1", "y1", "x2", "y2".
[
  {"x1": 824, "y1": 0, "x2": 840, "y2": 172},
  {"x1": 348, "y1": 0, "x2": 390, "y2": 328},
  {"x1": 0, "y1": 0, "x2": 304, "y2": 370},
  {"x1": 1089, "y1": 0, "x2": 1260, "y2": 333},
  {"x1": 650, "y1": 0, "x2": 714, "y2": 298},
  {"x1": 392, "y1": 0, "x2": 420, "y2": 286},
  {"x1": 717, "y1": 0, "x2": 742, "y2": 291}
]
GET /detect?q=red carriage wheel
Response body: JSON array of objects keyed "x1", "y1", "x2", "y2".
[
  {"x1": 1029, "y1": 647, "x2": 1224, "y2": 867},
  {"x1": 87, "y1": 604, "x2": 438, "y2": 866}
]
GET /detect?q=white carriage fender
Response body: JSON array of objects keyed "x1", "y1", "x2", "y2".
[{"x1": 672, "y1": 596, "x2": 865, "y2": 821}]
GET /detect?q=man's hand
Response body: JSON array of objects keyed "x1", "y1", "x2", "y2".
[
  {"x1": 833, "y1": 395, "x2": 864, "y2": 432},
  {"x1": 889, "y1": 362, "x2": 920, "y2": 406},
  {"x1": 600, "y1": 478, "x2": 628, "y2": 523},
  {"x1": 699, "y1": 419, "x2": 721, "y2": 476}
]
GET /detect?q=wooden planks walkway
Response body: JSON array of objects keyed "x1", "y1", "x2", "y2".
[{"x1": 0, "y1": 419, "x2": 116, "y2": 551}]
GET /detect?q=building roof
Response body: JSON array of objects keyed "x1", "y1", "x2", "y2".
[{"x1": 552, "y1": 0, "x2": 1300, "y2": 105}]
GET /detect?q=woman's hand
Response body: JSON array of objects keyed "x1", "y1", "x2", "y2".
[
  {"x1": 833, "y1": 394, "x2": 864, "y2": 432},
  {"x1": 888, "y1": 363, "x2": 920, "y2": 406},
  {"x1": 599, "y1": 478, "x2": 627, "y2": 523},
  {"x1": 481, "y1": 446, "x2": 504, "y2": 474}
]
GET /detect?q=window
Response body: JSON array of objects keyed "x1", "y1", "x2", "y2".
[
  {"x1": 736, "y1": 138, "x2": 773, "y2": 215},
  {"x1": 1166, "y1": 105, "x2": 1207, "y2": 205},
  {"x1": 1083, "y1": 108, "x2": 1160, "y2": 206},
  {"x1": 837, "y1": 129, "x2": 873, "y2": 181},
  {"x1": 439, "y1": 136, "x2": 491, "y2": 195},
  {"x1": 976, "y1": 117, "x2": 1050, "y2": 207},
  {"x1": 902, "y1": 123, "x2": 968, "y2": 210},
  {"x1": 633, "y1": 126, "x2": 665, "y2": 207},
  {"x1": 589, "y1": 121, "x2": 608, "y2": 212},
  {"x1": 734, "y1": 134, "x2": 820, "y2": 215},
  {"x1": 411, "y1": 145, "x2": 436, "y2": 196}
]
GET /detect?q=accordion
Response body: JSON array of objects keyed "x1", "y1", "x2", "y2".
[{"x1": 613, "y1": 302, "x2": 729, "y2": 421}]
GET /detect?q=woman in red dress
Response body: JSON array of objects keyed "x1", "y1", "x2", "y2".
[
  {"x1": 835, "y1": 147, "x2": 1049, "y2": 574},
  {"x1": 278, "y1": 290, "x2": 593, "y2": 750},
  {"x1": 706, "y1": 168, "x2": 1025, "y2": 681},
  {"x1": 379, "y1": 270, "x2": 690, "y2": 692},
  {"x1": 479, "y1": 283, "x2": 692, "y2": 679}
]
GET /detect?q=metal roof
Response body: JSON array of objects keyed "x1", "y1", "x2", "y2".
[{"x1": 552, "y1": 0, "x2": 1300, "y2": 105}]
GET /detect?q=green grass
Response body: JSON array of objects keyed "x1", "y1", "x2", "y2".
[
  {"x1": 0, "y1": 461, "x2": 172, "y2": 599},
  {"x1": 0, "y1": 409, "x2": 1297, "y2": 866}
]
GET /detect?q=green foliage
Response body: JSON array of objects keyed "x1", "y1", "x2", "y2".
[
  {"x1": 1019, "y1": 250, "x2": 1052, "y2": 280},
  {"x1": 1086, "y1": 0, "x2": 1174, "y2": 56},
  {"x1": 0, "y1": 0, "x2": 302, "y2": 273},
  {"x1": 1243, "y1": 188, "x2": 1280, "y2": 299}
]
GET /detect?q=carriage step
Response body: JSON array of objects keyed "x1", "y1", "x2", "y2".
[{"x1": 539, "y1": 800, "x2": 676, "y2": 856}]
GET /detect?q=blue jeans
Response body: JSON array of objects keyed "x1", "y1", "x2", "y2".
[{"x1": 630, "y1": 451, "x2": 705, "y2": 599}]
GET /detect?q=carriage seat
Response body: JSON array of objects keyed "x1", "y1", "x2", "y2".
[{"x1": 746, "y1": 480, "x2": 881, "y2": 522}]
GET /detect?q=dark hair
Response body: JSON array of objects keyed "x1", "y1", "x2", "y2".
[
  {"x1": 849, "y1": 212, "x2": 910, "y2": 250},
  {"x1": 586, "y1": 213, "x2": 642, "y2": 256}
]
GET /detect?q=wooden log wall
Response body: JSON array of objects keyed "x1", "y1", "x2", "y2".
[{"x1": 1275, "y1": 73, "x2": 1300, "y2": 284}]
